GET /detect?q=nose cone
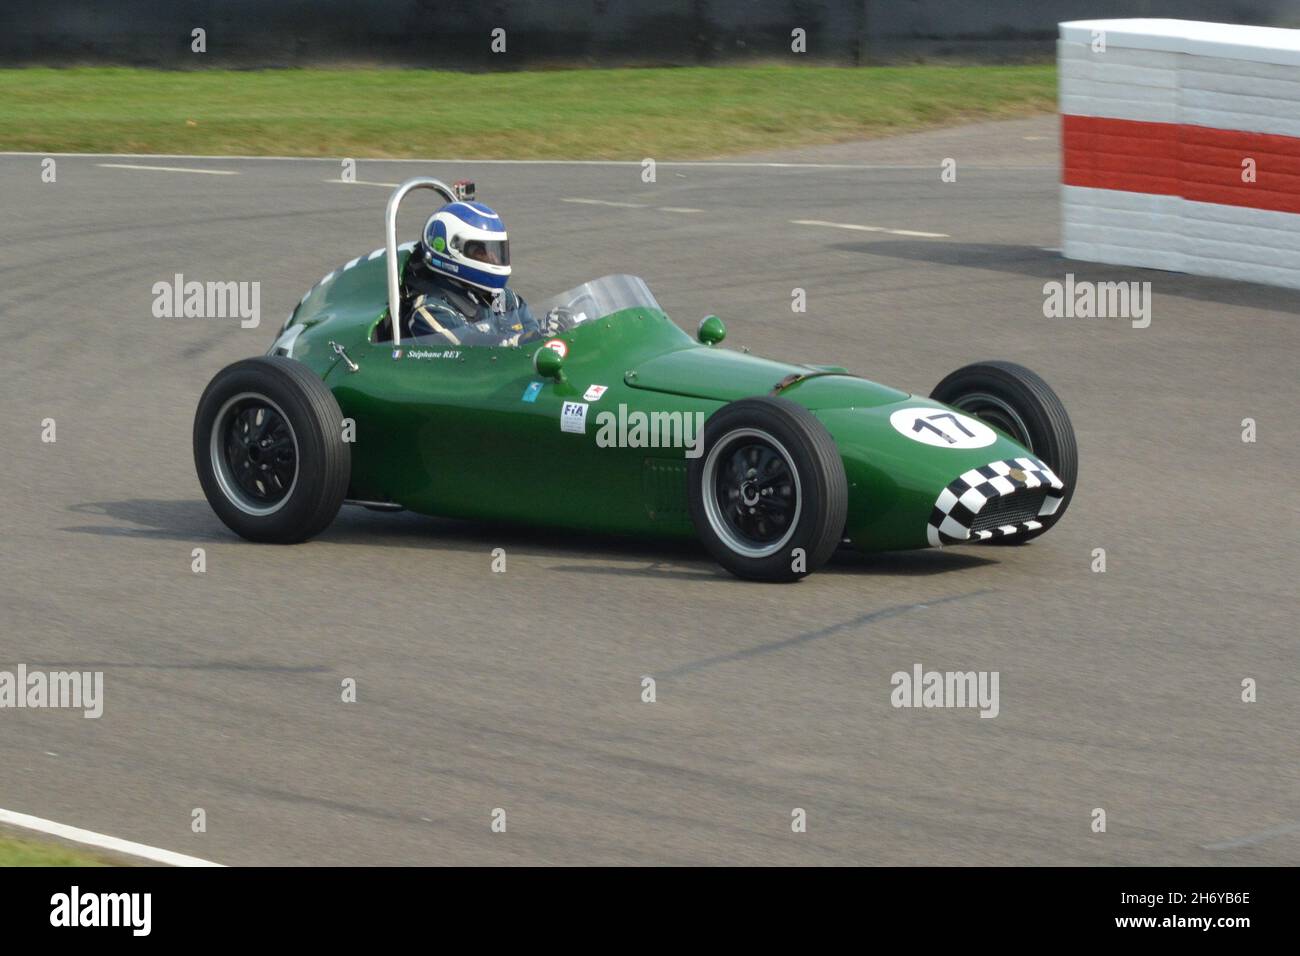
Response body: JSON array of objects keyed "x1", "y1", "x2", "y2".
[
  {"x1": 926, "y1": 457, "x2": 1065, "y2": 547},
  {"x1": 813, "y1": 396, "x2": 1066, "y2": 552}
]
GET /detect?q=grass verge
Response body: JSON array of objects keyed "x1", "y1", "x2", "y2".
[
  {"x1": 0, "y1": 65, "x2": 1055, "y2": 159},
  {"x1": 0, "y1": 832, "x2": 113, "y2": 866}
]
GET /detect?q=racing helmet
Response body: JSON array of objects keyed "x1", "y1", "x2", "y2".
[{"x1": 420, "y1": 201, "x2": 511, "y2": 292}]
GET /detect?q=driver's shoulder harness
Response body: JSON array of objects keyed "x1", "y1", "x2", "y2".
[{"x1": 404, "y1": 276, "x2": 529, "y2": 347}]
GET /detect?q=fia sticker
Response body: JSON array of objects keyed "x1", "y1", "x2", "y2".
[
  {"x1": 560, "y1": 401, "x2": 589, "y2": 434},
  {"x1": 583, "y1": 384, "x2": 608, "y2": 402},
  {"x1": 889, "y1": 407, "x2": 996, "y2": 449},
  {"x1": 522, "y1": 381, "x2": 543, "y2": 403},
  {"x1": 392, "y1": 348, "x2": 403, "y2": 359},
  {"x1": 543, "y1": 338, "x2": 568, "y2": 359}
]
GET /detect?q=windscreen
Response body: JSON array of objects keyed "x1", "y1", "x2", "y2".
[{"x1": 532, "y1": 274, "x2": 662, "y2": 325}]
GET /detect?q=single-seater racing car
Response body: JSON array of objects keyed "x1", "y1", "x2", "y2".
[{"x1": 193, "y1": 178, "x2": 1077, "y2": 581}]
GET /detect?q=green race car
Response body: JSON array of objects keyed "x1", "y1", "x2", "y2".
[{"x1": 194, "y1": 178, "x2": 1077, "y2": 581}]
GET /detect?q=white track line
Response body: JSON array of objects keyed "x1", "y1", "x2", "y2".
[
  {"x1": 324, "y1": 186, "x2": 698, "y2": 210},
  {"x1": 328, "y1": 186, "x2": 704, "y2": 214},
  {"x1": 561, "y1": 198, "x2": 704, "y2": 213},
  {"x1": 97, "y1": 163, "x2": 239, "y2": 176},
  {"x1": 791, "y1": 218, "x2": 950, "y2": 239},
  {"x1": 322, "y1": 178, "x2": 401, "y2": 187},
  {"x1": 0, "y1": 151, "x2": 1056, "y2": 171},
  {"x1": 792, "y1": 219, "x2": 886, "y2": 232},
  {"x1": 561, "y1": 197, "x2": 648, "y2": 208},
  {"x1": 0, "y1": 807, "x2": 225, "y2": 867}
]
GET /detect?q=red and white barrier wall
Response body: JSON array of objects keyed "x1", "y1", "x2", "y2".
[{"x1": 1059, "y1": 18, "x2": 1300, "y2": 289}]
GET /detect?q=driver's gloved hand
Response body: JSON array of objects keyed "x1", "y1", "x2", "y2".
[{"x1": 538, "y1": 308, "x2": 572, "y2": 335}]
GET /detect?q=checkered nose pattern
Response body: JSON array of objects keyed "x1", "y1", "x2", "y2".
[{"x1": 926, "y1": 458, "x2": 1066, "y2": 547}]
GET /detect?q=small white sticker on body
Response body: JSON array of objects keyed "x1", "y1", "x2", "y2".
[{"x1": 561, "y1": 401, "x2": 589, "y2": 434}]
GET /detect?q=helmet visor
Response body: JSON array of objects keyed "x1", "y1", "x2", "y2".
[{"x1": 460, "y1": 238, "x2": 510, "y2": 267}]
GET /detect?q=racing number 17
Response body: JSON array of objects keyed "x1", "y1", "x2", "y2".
[{"x1": 912, "y1": 412, "x2": 975, "y2": 445}]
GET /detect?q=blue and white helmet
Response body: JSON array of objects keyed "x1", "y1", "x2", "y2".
[{"x1": 421, "y1": 201, "x2": 511, "y2": 292}]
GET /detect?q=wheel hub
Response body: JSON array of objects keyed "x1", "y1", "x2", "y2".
[
  {"x1": 210, "y1": 392, "x2": 300, "y2": 517},
  {"x1": 700, "y1": 428, "x2": 804, "y2": 560}
]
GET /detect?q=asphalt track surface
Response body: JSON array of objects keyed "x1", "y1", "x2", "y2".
[{"x1": 1, "y1": 117, "x2": 1296, "y2": 865}]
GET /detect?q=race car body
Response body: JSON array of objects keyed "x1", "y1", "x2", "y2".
[{"x1": 195, "y1": 179, "x2": 1076, "y2": 580}]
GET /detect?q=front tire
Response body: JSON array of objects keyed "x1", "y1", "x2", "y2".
[
  {"x1": 194, "y1": 356, "x2": 350, "y2": 543},
  {"x1": 930, "y1": 360, "x2": 1076, "y2": 542},
  {"x1": 688, "y1": 397, "x2": 847, "y2": 581}
]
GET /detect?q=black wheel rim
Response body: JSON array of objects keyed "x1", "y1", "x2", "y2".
[
  {"x1": 210, "y1": 393, "x2": 299, "y2": 515},
  {"x1": 703, "y1": 429, "x2": 801, "y2": 558},
  {"x1": 951, "y1": 393, "x2": 1033, "y2": 451}
]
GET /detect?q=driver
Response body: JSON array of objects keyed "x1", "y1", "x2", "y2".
[{"x1": 403, "y1": 201, "x2": 560, "y2": 347}]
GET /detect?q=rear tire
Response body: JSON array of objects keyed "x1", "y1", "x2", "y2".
[
  {"x1": 194, "y1": 356, "x2": 350, "y2": 543},
  {"x1": 930, "y1": 360, "x2": 1076, "y2": 543},
  {"x1": 688, "y1": 397, "x2": 847, "y2": 581}
]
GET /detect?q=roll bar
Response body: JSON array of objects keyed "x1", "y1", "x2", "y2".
[{"x1": 385, "y1": 177, "x2": 459, "y2": 346}]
